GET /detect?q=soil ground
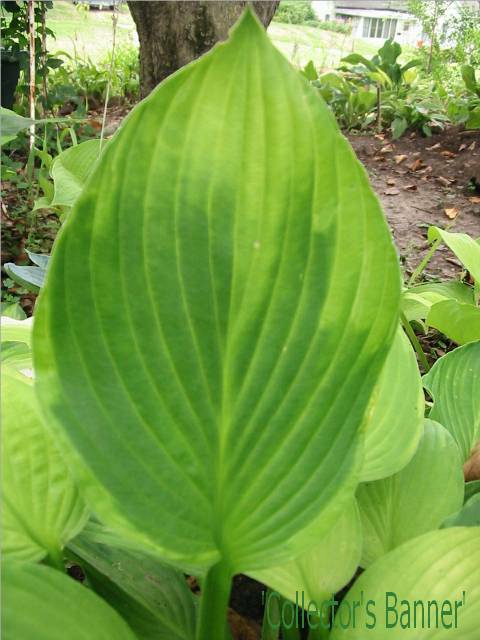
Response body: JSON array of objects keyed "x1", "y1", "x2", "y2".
[{"x1": 348, "y1": 128, "x2": 480, "y2": 282}]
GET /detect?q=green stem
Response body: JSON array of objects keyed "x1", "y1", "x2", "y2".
[
  {"x1": 308, "y1": 624, "x2": 331, "y2": 640},
  {"x1": 261, "y1": 589, "x2": 280, "y2": 640},
  {"x1": 196, "y1": 560, "x2": 233, "y2": 640},
  {"x1": 283, "y1": 624, "x2": 301, "y2": 640},
  {"x1": 408, "y1": 237, "x2": 441, "y2": 287},
  {"x1": 307, "y1": 599, "x2": 331, "y2": 640},
  {"x1": 44, "y1": 546, "x2": 65, "y2": 572},
  {"x1": 401, "y1": 311, "x2": 430, "y2": 372}
]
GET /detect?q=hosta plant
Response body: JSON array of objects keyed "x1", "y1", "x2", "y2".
[
  {"x1": 2, "y1": 9, "x2": 479, "y2": 640},
  {"x1": 403, "y1": 226, "x2": 480, "y2": 348}
]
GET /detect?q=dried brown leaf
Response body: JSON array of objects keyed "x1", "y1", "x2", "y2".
[
  {"x1": 408, "y1": 158, "x2": 423, "y2": 172},
  {"x1": 444, "y1": 207, "x2": 459, "y2": 219}
]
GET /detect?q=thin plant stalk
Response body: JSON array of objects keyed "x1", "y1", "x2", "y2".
[
  {"x1": 376, "y1": 83, "x2": 382, "y2": 133},
  {"x1": 196, "y1": 560, "x2": 233, "y2": 640},
  {"x1": 401, "y1": 311, "x2": 430, "y2": 372},
  {"x1": 261, "y1": 589, "x2": 280, "y2": 640},
  {"x1": 100, "y1": 6, "x2": 119, "y2": 153},
  {"x1": 41, "y1": 2, "x2": 48, "y2": 115},
  {"x1": 28, "y1": 0, "x2": 36, "y2": 150},
  {"x1": 407, "y1": 237, "x2": 441, "y2": 287}
]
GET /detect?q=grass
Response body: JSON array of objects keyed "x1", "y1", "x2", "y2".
[
  {"x1": 269, "y1": 21, "x2": 379, "y2": 69},
  {"x1": 46, "y1": 1, "x2": 137, "y2": 61},
  {"x1": 46, "y1": 1, "x2": 380, "y2": 70}
]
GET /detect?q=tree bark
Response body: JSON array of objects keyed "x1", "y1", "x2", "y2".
[{"x1": 127, "y1": 1, "x2": 279, "y2": 97}]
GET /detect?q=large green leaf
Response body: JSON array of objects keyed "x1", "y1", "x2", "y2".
[
  {"x1": 360, "y1": 327, "x2": 424, "y2": 482},
  {"x1": 2, "y1": 562, "x2": 137, "y2": 640},
  {"x1": 427, "y1": 299, "x2": 480, "y2": 345},
  {"x1": 50, "y1": 139, "x2": 102, "y2": 209},
  {"x1": 33, "y1": 5, "x2": 400, "y2": 601},
  {"x1": 428, "y1": 227, "x2": 480, "y2": 284},
  {"x1": 329, "y1": 527, "x2": 480, "y2": 639},
  {"x1": 2, "y1": 370, "x2": 88, "y2": 563},
  {"x1": 423, "y1": 341, "x2": 480, "y2": 462},
  {"x1": 69, "y1": 527, "x2": 197, "y2": 640},
  {"x1": 357, "y1": 420, "x2": 464, "y2": 567},
  {"x1": 249, "y1": 499, "x2": 362, "y2": 604}
]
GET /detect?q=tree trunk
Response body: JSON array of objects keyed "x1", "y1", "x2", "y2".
[{"x1": 127, "y1": 0, "x2": 279, "y2": 97}]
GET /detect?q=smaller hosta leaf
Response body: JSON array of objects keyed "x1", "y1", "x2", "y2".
[
  {"x1": 50, "y1": 139, "x2": 102, "y2": 209},
  {"x1": 26, "y1": 250, "x2": 50, "y2": 270},
  {"x1": 1, "y1": 342, "x2": 33, "y2": 375},
  {"x1": 68, "y1": 525, "x2": 197, "y2": 640},
  {"x1": 2, "y1": 562, "x2": 136, "y2": 640},
  {"x1": 360, "y1": 327, "x2": 424, "y2": 482},
  {"x1": 402, "y1": 281, "x2": 476, "y2": 325},
  {"x1": 329, "y1": 528, "x2": 480, "y2": 639},
  {"x1": 465, "y1": 480, "x2": 480, "y2": 503},
  {"x1": 1, "y1": 316, "x2": 33, "y2": 346},
  {"x1": 442, "y1": 494, "x2": 480, "y2": 528},
  {"x1": 427, "y1": 299, "x2": 480, "y2": 345},
  {"x1": 428, "y1": 226, "x2": 480, "y2": 283},
  {"x1": 357, "y1": 419, "x2": 464, "y2": 567},
  {"x1": 0, "y1": 107, "x2": 69, "y2": 141},
  {"x1": 249, "y1": 499, "x2": 362, "y2": 604},
  {"x1": 410, "y1": 281, "x2": 475, "y2": 305},
  {"x1": 3, "y1": 261, "x2": 48, "y2": 293},
  {"x1": 2, "y1": 370, "x2": 88, "y2": 563},
  {"x1": 0, "y1": 302, "x2": 27, "y2": 320},
  {"x1": 423, "y1": 341, "x2": 480, "y2": 462}
]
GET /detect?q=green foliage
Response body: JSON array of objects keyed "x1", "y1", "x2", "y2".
[
  {"x1": 69, "y1": 526, "x2": 198, "y2": 640},
  {"x1": 312, "y1": 70, "x2": 377, "y2": 131},
  {"x1": 357, "y1": 419, "x2": 464, "y2": 567},
  {"x1": 304, "y1": 19, "x2": 352, "y2": 35},
  {"x1": 330, "y1": 528, "x2": 480, "y2": 639},
  {"x1": 341, "y1": 39, "x2": 420, "y2": 89},
  {"x1": 4, "y1": 250, "x2": 49, "y2": 292},
  {"x1": 423, "y1": 341, "x2": 480, "y2": 463},
  {"x1": 47, "y1": 44, "x2": 140, "y2": 111},
  {"x1": 274, "y1": 0, "x2": 315, "y2": 25},
  {"x1": 0, "y1": 1, "x2": 64, "y2": 112},
  {"x1": 34, "y1": 9, "x2": 401, "y2": 637},
  {"x1": 383, "y1": 83, "x2": 450, "y2": 138},
  {"x1": 3, "y1": 561, "x2": 137, "y2": 640},
  {"x1": 402, "y1": 224, "x2": 480, "y2": 375},
  {"x1": 444, "y1": 3, "x2": 480, "y2": 67},
  {"x1": 2, "y1": 366, "x2": 88, "y2": 565},
  {"x1": 360, "y1": 328, "x2": 424, "y2": 483},
  {"x1": 2, "y1": 9, "x2": 479, "y2": 640}
]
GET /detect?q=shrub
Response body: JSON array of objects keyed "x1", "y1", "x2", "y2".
[
  {"x1": 304, "y1": 19, "x2": 352, "y2": 35},
  {"x1": 47, "y1": 43, "x2": 140, "y2": 112},
  {"x1": 274, "y1": 0, "x2": 315, "y2": 25}
]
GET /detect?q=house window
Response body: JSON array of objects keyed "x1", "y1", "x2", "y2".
[{"x1": 363, "y1": 17, "x2": 397, "y2": 39}]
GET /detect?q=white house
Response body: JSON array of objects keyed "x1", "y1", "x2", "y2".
[
  {"x1": 312, "y1": 0, "x2": 422, "y2": 45},
  {"x1": 311, "y1": 1, "x2": 479, "y2": 47}
]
